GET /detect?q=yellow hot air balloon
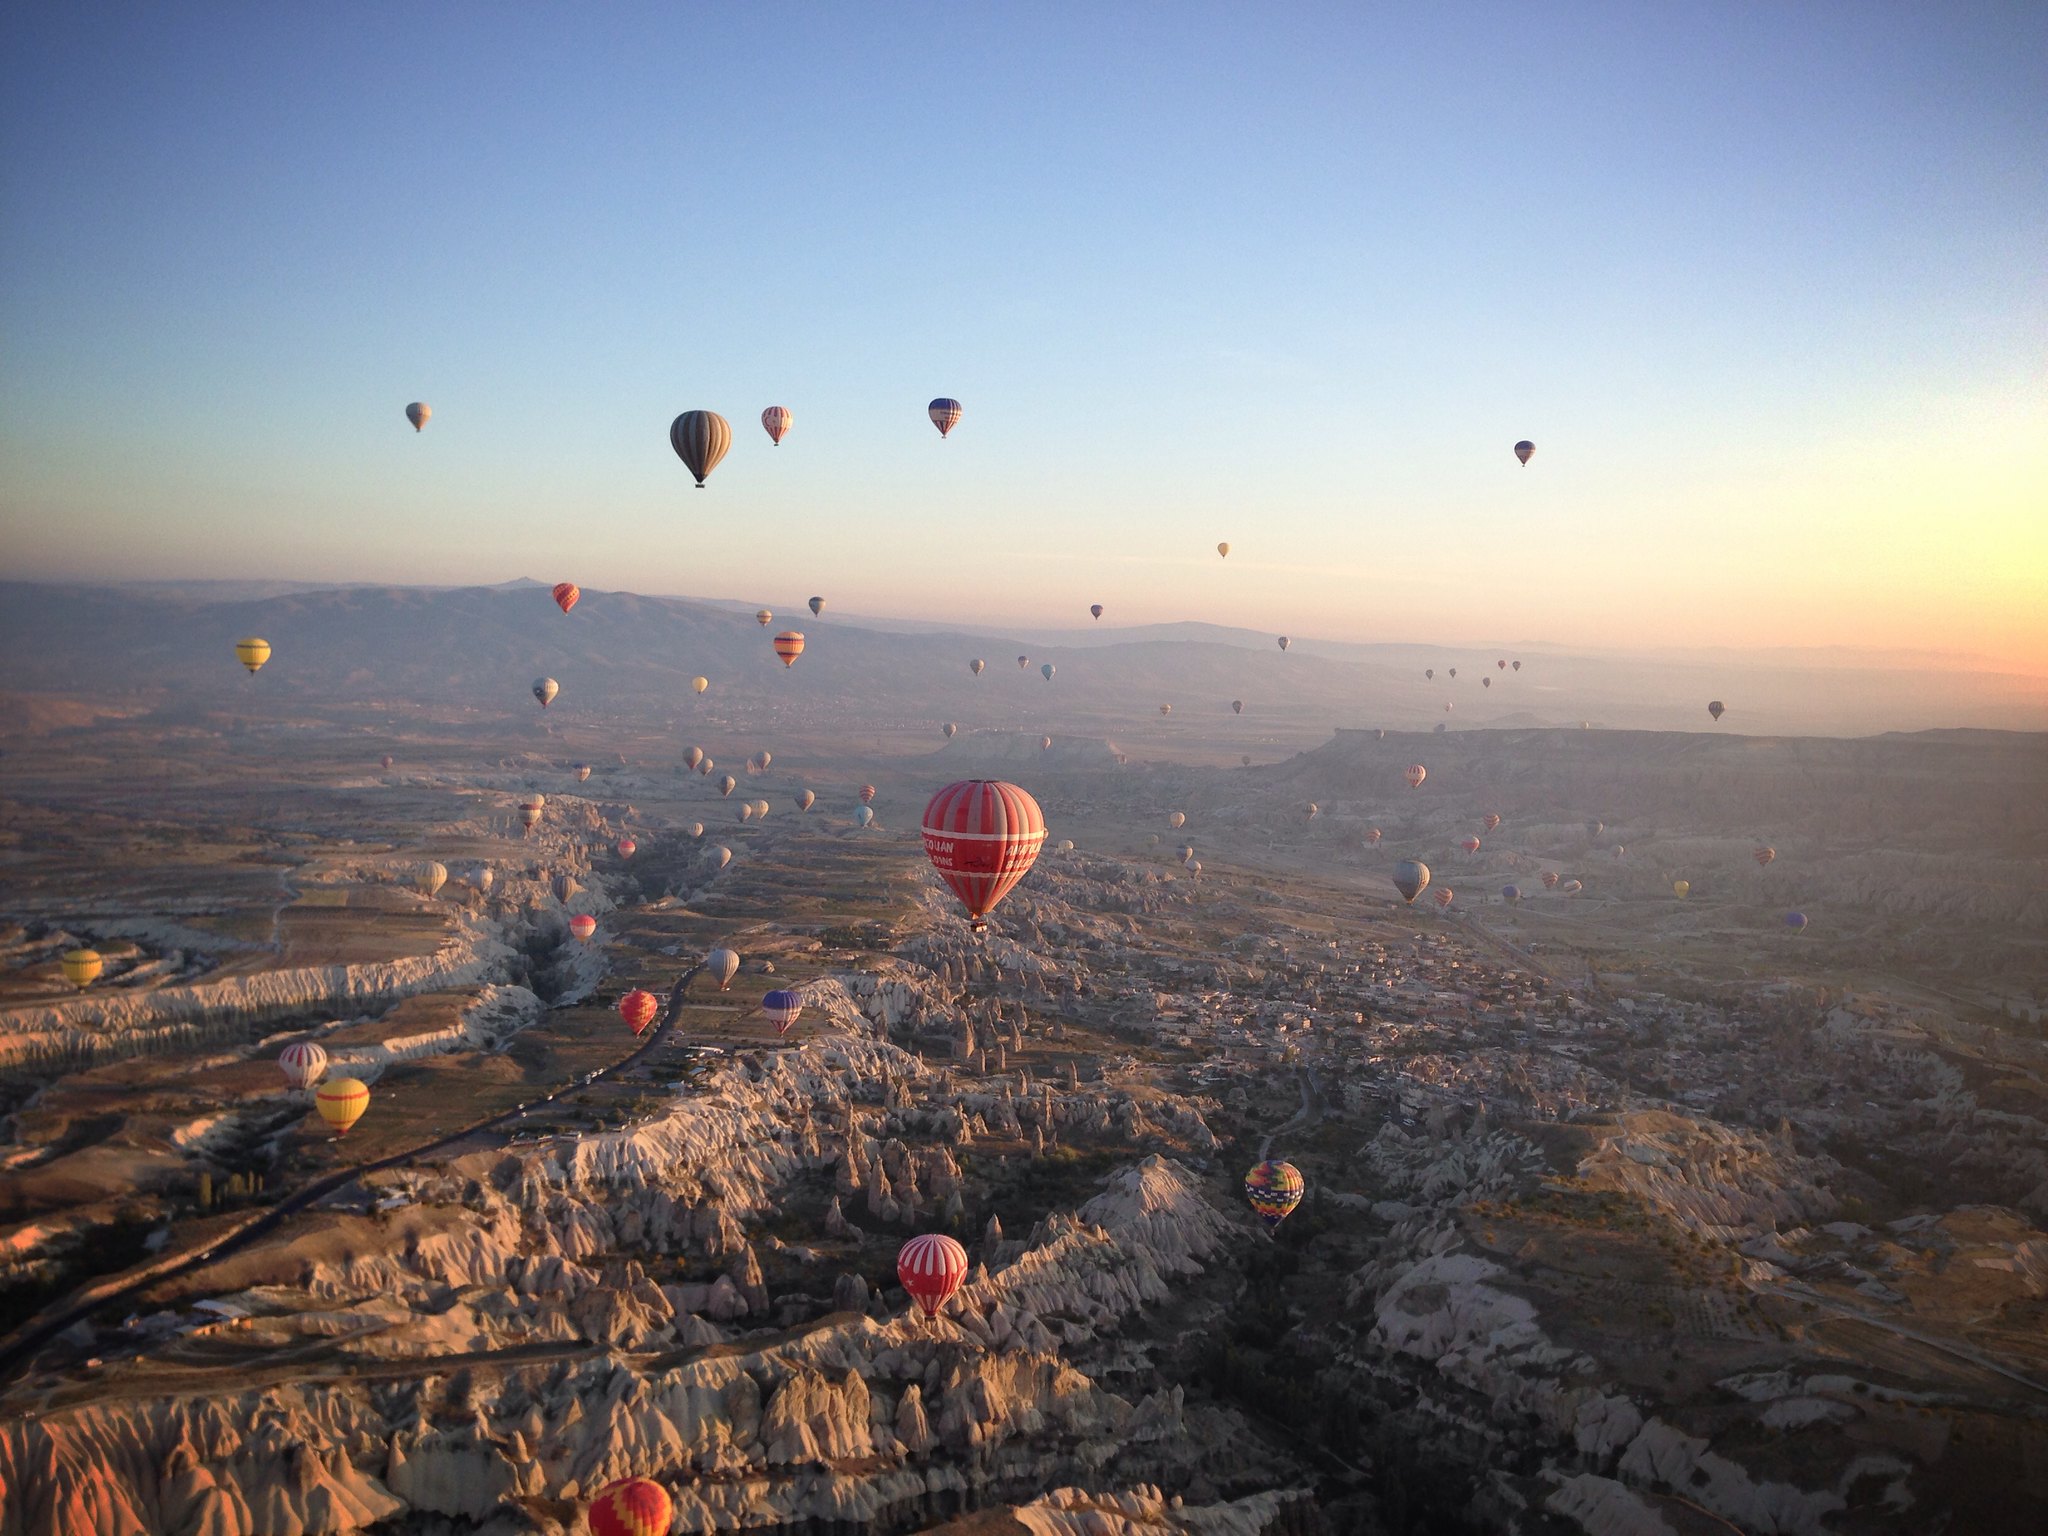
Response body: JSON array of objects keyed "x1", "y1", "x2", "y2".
[
  {"x1": 316, "y1": 1076, "x2": 370, "y2": 1136},
  {"x1": 61, "y1": 948, "x2": 103, "y2": 990},
  {"x1": 691, "y1": 676, "x2": 709, "y2": 694},
  {"x1": 235, "y1": 637, "x2": 271, "y2": 674},
  {"x1": 1673, "y1": 880, "x2": 1690, "y2": 899}
]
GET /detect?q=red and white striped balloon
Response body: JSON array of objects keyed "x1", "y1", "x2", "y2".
[
  {"x1": 761, "y1": 405, "x2": 792, "y2": 445},
  {"x1": 897, "y1": 1233, "x2": 969, "y2": 1319},
  {"x1": 279, "y1": 1041, "x2": 329, "y2": 1090},
  {"x1": 920, "y1": 780, "x2": 1047, "y2": 934}
]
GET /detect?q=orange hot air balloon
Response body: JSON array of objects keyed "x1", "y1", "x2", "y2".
[
  {"x1": 761, "y1": 406, "x2": 792, "y2": 445},
  {"x1": 315, "y1": 1077, "x2": 370, "y2": 1136},
  {"x1": 898, "y1": 1233, "x2": 969, "y2": 1318},
  {"x1": 619, "y1": 990, "x2": 659, "y2": 1035},
  {"x1": 617, "y1": 837, "x2": 637, "y2": 858},
  {"x1": 589, "y1": 1478, "x2": 674, "y2": 1536},
  {"x1": 1405, "y1": 764, "x2": 1427, "y2": 788},
  {"x1": 1483, "y1": 813, "x2": 1501, "y2": 832},
  {"x1": 569, "y1": 914, "x2": 597, "y2": 941},
  {"x1": 859, "y1": 784, "x2": 877, "y2": 805},
  {"x1": 1460, "y1": 836, "x2": 1481, "y2": 854},
  {"x1": 1754, "y1": 846, "x2": 1777, "y2": 867},
  {"x1": 1541, "y1": 870, "x2": 1561, "y2": 889},
  {"x1": 1364, "y1": 827, "x2": 1382, "y2": 845},
  {"x1": 756, "y1": 608, "x2": 773, "y2": 626},
  {"x1": 773, "y1": 631, "x2": 806, "y2": 667},
  {"x1": 921, "y1": 779, "x2": 1046, "y2": 934},
  {"x1": 552, "y1": 583, "x2": 580, "y2": 615}
]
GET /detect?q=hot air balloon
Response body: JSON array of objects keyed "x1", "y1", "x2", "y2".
[
  {"x1": 738, "y1": 804, "x2": 754, "y2": 823},
  {"x1": 706, "y1": 947, "x2": 740, "y2": 990},
  {"x1": 1754, "y1": 846, "x2": 1776, "y2": 867},
  {"x1": 1365, "y1": 827, "x2": 1382, "y2": 845},
  {"x1": 1217, "y1": 542, "x2": 1230, "y2": 558},
  {"x1": 552, "y1": 873, "x2": 580, "y2": 904},
  {"x1": 379, "y1": 754, "x2": 394, "y2": 771},
  {"x1": 684, "y1": 747, "x2": 704, "y2": 771},
  {"x1": 1231, "y1": 699, "x2": 1244, "y2": 714},
  {"x1": 279, "y1": 1041, "x2": 328, "y2": 1089},
  {"x1": 569, "y1": 914, "x2": 597, "y2": 941},
  {"x1": 518, "y1": 798, "x2": 545, "y2": 831},
  {"x1": 1244, "y1": 1159, "x2": 1305, "y2": 1231},
  {"x1": 670, "y1": 410, "x2": 731, "y2": 487},
  {"x1": 1392, "y1": 859, "x2": 1430, "y2": 903},
  {"x1": 1277, "y1": 636, "x2": 1290, "y2": 651},
  {"x1": 1016, "y1": 655, "x2": 1029, "y2": 669},
  {"x1": 749, "y1": 750, "x2": 773, "y2": 773},
  {"x1": 1433, "y1": 887, "x2": 1455, "y2": 910},
  {"x1": 797, "y1": 790, "x2": 816, "y2": 811},
  {"x1": 1483, "y1": 677, "x2": 1491, "y2": 688},
  {"x1": 589, "y1": 1479, "x2": 673, "y2": 1536},
  {"x1": 236, "y1": 637, "x2": 271, "y2": 674},
  {"x1": 1673, "y1": 880, "x2": 1690, "y2": 898},
  {"x1": 762, "y1": 406, "x2": 792, "y2": 445},
  {"x1": 859, "y1": 785, "x2": 877, "y2": 804},
  {"x1": 687, "y1": 822, "x2": 704, "y2": 838},
  {"x1": 1541, "y1": 870, "x2": 1561, "y2": 890},
  {"x1": 1168, "y1": 811, "x2": 1187, "y2": 829},
  {"x1": 1057, "y1": 838, "x2": 1075, "y2": 852},
  {"x1": 1449, "y1": 667, "x2": 1458, "y2": 679},
  {"x1": 969, "y1": 658, "x2": 985, "y2": 675},
  {"x1": 692, "y1": 676, "x2": 709, "y2": 694},
  {"x1": 619, "y1": 990, "x2": 659, "y2": 1035},
  {"x1": 1179, "y1": 844, "x2": 1195, "y2": 862},
  {"x1": 414, "y1": 861, "x2": 447, "y2": 897},
  {"x1": 1159, "y1": 703, "x2": 1172, "y2": 716},
  {"x1": 712, "y1": 845, "x2": 732, "y2": 868},
  {"x1": 1405, "y1": 764, "x2": 1427, "y2": 788},
  {"x1": 1708, "y1": 700, "x2": 1726, "y2": 721},
  {"x1": 316, "y1": 1077, "x2": 369, "y2": 1136},
  {"x1": 552, "y1": 583, "x2": 580, "y2": 615},
  {"x1": 1785, "y1": 911, "x2": 1808, "y2": 930},
  {"x1": 1514, "y1": 440, "x2": 1535, "y2": 465},
  {"x1": 1241, "y1": 755, "x2": 1252, "y2": 767},
  {"x1": 533, "y1": 678, "x2": 559, "y2": 709},
  {"x1": 809, "y1": 596, "x2": 825, "y2": 616},
  {"x1": 1305, "y1": 803, "x2": 1320, "y2": 821},
  {"x1": 471, "y1": 865, "x2": 495, "y2": 894},
  {"x1": 1090, "y1": 604, "x2": 1104, "y2": 620},
  {"x1": 1512, "y1": 660, "x2": 1521, "y2": 671},
  {"x1": 575, "y1": 764, "x2": 592, "y2": 782},
  {"x1": 752, "y1": 800, "x2": 771, "y2": 818},
  {"x1": 1497, "y1": 660, "x2": 1507, "y2": 671},
  {"x1": 855, "y1": 806, "x2": 875, "y2": 827},
  {"x1": 1502, "y1": 885, "x2": 1522, "y2": 903},
  {"x1": 928, "y1": 398, "x2": 964, "y2": 437},
  {"x1": 405, "y1": 402, "x2": 430, "y2": 432},
  {"x1": 762, "y1": 988, "x2": 803, "y2": 1034},
  {"x1": 719, "y1": 775, "x2": 737, "y2": 796},
  {"x1": 1040, "y1": 736, "x2": 1053, "y2": 750},
  {"x1": 897, "y1": 1233, "x2": 968, "y2": 1317},
  {"x1": 942, "y1": 722, "x2": 958, "y2": 739},
  {"x1": 1041, "y1": 662, "x2": 1055, "y2": 682},
  {"x1": 756, "y1": 609, "x2": 773, "y2": 626},
  {"x1": 1483, "y1": 813, "x2": 1501, "y2": 832},
  {"x1": 772, "y1": 631, "x2": 805, "y2": 667},
  {"x1": 920, "y1": 779, "x2": 1047, "y2": 934},
  {"x1": 1561, "y1": 879, "x2": 1583, "y2": 895},
  {"x1": 1459, "y1": 836, "x2": 1480, "y2": 854},
  {"x1": 1585, "y1": 821, "x2": 1605, "y2": 839},
  {"x1": 56, "y1": 947, "x2": 102, "y2": 990},
  {"x1": 1425, "y1": 668, "x2": 1434, "y2": 680},
  {"x1": 1184, "y1": 859, "x2": 1202, "y2": 878},
  {"x1": 698, "y1": 758, "x2": 715, "y2": 775},
  {"x1": 617, "y1": 837, "x2": 637, "y2": 858}
]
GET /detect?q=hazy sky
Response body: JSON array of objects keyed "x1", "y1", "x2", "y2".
[{"x1": 3, "y1": 5, "x2": 2043, "y2": 671}]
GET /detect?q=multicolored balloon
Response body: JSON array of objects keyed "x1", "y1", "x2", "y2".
[
  {"x1": 588, "y1": 1479, "x2": 673, "y2": 1536},
  {"x1": 1405, "y1": 764, "x2": 1427, "y2": 789},
  {"x1": 1541, "y1": 870, "x2": 1561, "y2": 890},
  {"x1": 756, "y1": 609, "x2": 773, "y2": 626},
  {"x1": 859, "y1": 785, "x2": 877, "y2": 805},
  {"x1": 569, "y1": 914, "x2": 597, "y2": 941},
  {"x1": 920, "y1": 779, "x2": 1047, "y2": 934},
  {"x1": 552, "y1": 582, "x2": 579, "y2": 615},
  {"x1": 1483, "y1": 813, "x2": 1501, "y2": 832},
  {"x1": 1433, "y1": 887, "x2": 1455, "y2": 910},
  {"x1": 773, "y1": 631, "x2": 806, "y2": 667},
  {"x1": 405, "y1": 402, "x2": 430, "y2": 432},
  {"x1": 762, "y1": 406, "x2": 793, "y2": 445},
  {"x1": 1754, "y1": 846, "x2": 1776, "y2": 867},
  {"x1": 1244, "y1": 1159, "x2": 1305, "y2": 1231},
  {"x1": 617, "y1": 837, "x2": 636, "y2": 858},
  {"x1": 897, "y1": 1232, "x2": 969, "y2": 1317},
  {"x1": 533, "y1": 677, "x2": 559, "y2": 708},
  {"x1": 928, "y1": 398, "x2": 964, "y2": 437},
  {"x1": 762, "y1": 988, "x2": 803, "y2": 1034},
  {"x1": 619, "y1": 990, "x2": 659, "y2": 1035}
]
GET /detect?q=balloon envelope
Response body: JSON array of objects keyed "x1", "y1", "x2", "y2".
[
  {"x1": 713, "y1": 846, "x2": 732, "y2": 867},
  {"x1": 1244, "y1": 1159, "x2": 1305, "y2": 1230},
  {"x1": 589, "y1": 1480, "x2": 673, "y2": 1536},
  {"x1": 1216, "y1": 542, "x2": 1229, "y2": 558},
  {"x1": 757, "y1": 609, "x2": 773, "y2": 626},
  {"x1": 897, "y1": 1233, "x2": 969, "y2": 1316},
  {"x1": 969, "y1": 658, "x2": 985, "y2": 675},
  {"x1": 1041, "y1": 663, "x2": 1055, "y2": 681},
  {"x1": 619, "y1": 990, "x2": 659, "y2": 1034},
  {"x1": 670, "y1": 410, "x2": 732, "y2": 486},
  {"x1": 533, "y1": 678, "x2": 559, "y2": 708},
  {"x1": 706, "y1": 947, "x2": 741, "y2": 989},
  {"x1": 1090, "y1": 604, "x2": 1104, "y2": 619},
  {"x1": 855, "y1": 805, "x2": 874, "y2": 827},
  {"x1": 1514, "y1": 439, "x2": 1535, "y2": 464},
  {"x1": 405, "y1": 401, "x2": 430, "y2": 431},
  {"x1": 797, "y1": 790, "x2": 815, "y2": 811},
  {"x1": 1405, "y1": 764, "x2": 1427, "y2": 788},
  {"x1": 316, "y1": 1077, "x2": 370, "y2": 1136},
  {"x1": 1392, "y1": 859, "x2": 1431, "y2": 903},
  {"x1": 762, "y1": 988, "x2": 803, "y2": 1033},
  {"x1": 552, "y1": 582, "x2": 579, "y2": 615},
  {"x1": 809, "y1": 595, "x2": 825, "y2": 615},
  {"x1": 60, "y1": 948, "x2": 103, "y2": 989},
  {"x1": 1708, "y1": 700, "x2": 1726, "y2": 721},
  {"x1": 1785, "y1": 911, "x2": 1808, "y2": 930},
  {"x1": 1754, "y1": 846, "x2": 1776, "y2": 867},
  {"x1": 280, "y1": 1041, "x2": 328, "y2": 1089},
  {"x1": 859, "y1": 785, "x2": 877, "y2": 804},
  {"x1": 1231, "y1": 699, "x2": 1243, "y2": 714},
  {"x1": 692, "y1": 677, "x2": 709, "y2": 694},
  {"x1": 762, "y1": 406, "x2": 792, "y2": 444},
  {"x1": 928, "y1": 398, "x2": 963, "y2": 437},
  {"x1": 236, "y1": 637, "x2": 272, "y2": 674},
  {"x1": 921, "y1": 779, "x2": 1047, "y2": 933},
  {"x1": 772, "y1": 631, "x2": 806, "y2": 666},
  {"x1": 569, "y1": 914, "x2": 597, "y2": 941},
  {"x1": 1673, "y1": 880, "x2": 1690, "y2": 898}
]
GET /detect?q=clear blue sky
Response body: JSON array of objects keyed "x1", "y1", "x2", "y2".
[{"x1": 3, "y1": 4, "x2": 2043, "y2": 667}]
